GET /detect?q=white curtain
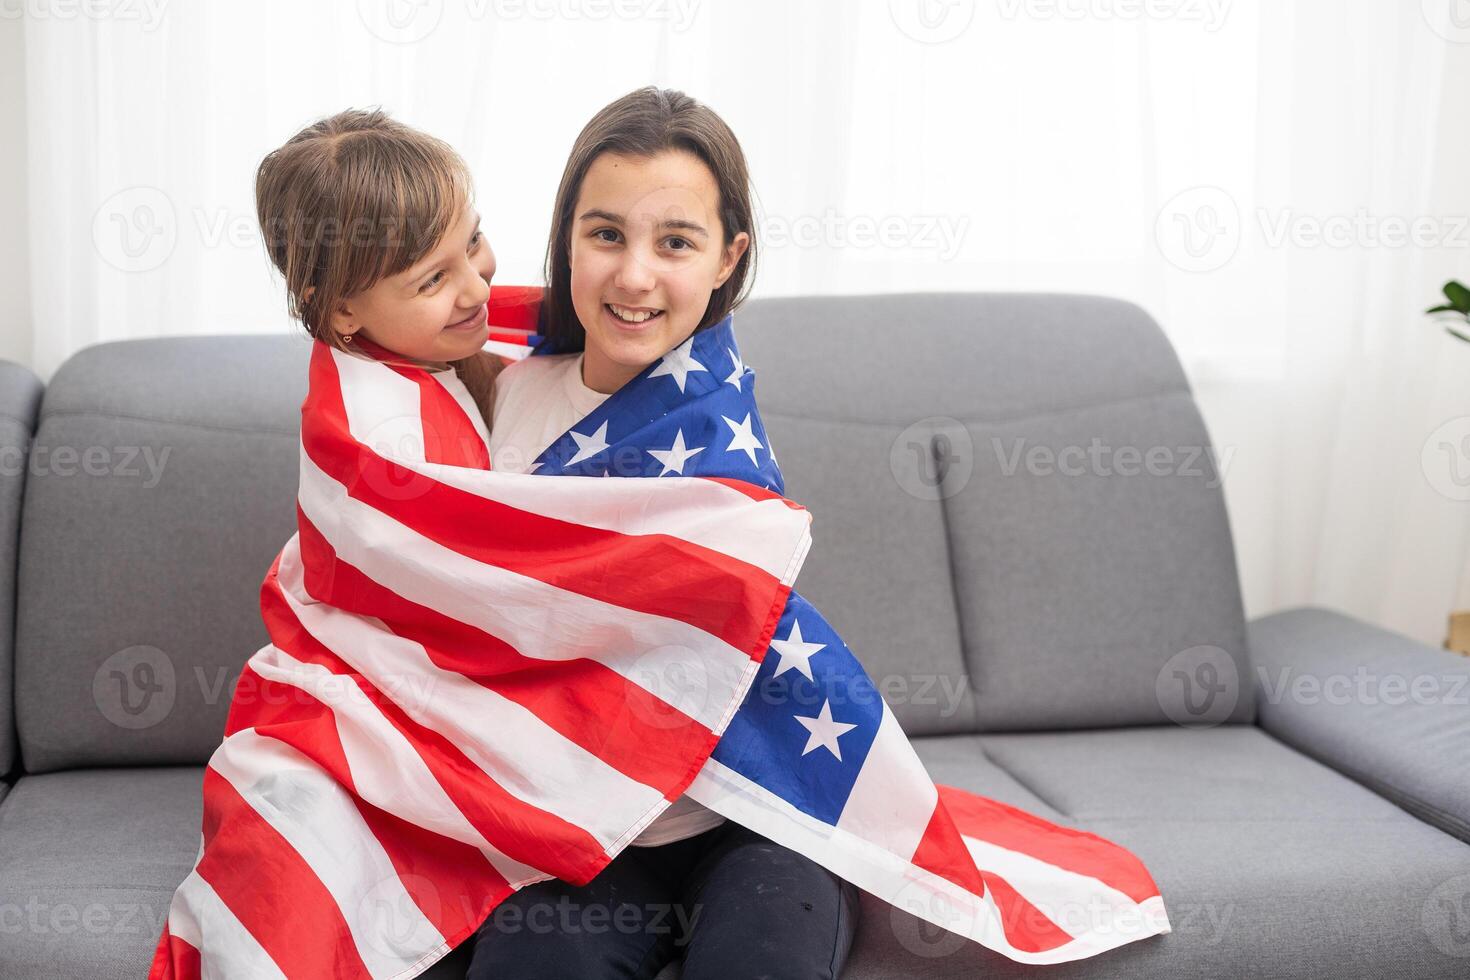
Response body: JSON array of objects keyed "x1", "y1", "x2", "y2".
[{"x1": 17, "y1": 0, "x2": 1470, "y2": 644}]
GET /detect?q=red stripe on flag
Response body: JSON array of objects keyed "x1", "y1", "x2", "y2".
[
  {"x1": 380, "y1": 361, "x2": 491, "y2": 470},
  {"x1": 256, "y1": 570, "x2": 612, "y2": 884},
  {"x1": 295, "y1": 508, "x2": 720, "y2": 798},
  {"x1": 303, "y1": 342, "x2": 785, "y2": 654},
  {"x1": 147, "y1": 925, "x2": 201, "y2": 980},
  {"x1": 937, "y1": 785, "x2": 1163, "y2": 905},
  {"x1": 486, "y1": 286, "x2": 543, "y2": 331},
  {"x1": 195, "y1": 767, "x2": 374, "y2": 979}
]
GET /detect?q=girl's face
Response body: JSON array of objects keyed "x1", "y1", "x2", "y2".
[
  {"x1": 569, "y1": 150, "x2": 749, "y2": 394},
  {"x1": 330, "y1": 204, "x2": 494, "y2": 367}
]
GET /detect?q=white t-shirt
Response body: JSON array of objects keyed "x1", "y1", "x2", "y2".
[{"x1": 488, "y1": 351, "x2": 728, "y2": 848}]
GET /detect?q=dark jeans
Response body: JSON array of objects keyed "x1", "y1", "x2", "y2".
[{"x1": 466, "y1": 821, "x2": 861, "y2": 980}]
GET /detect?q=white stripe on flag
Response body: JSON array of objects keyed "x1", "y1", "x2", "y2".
[
  {"x1": 834, "y1": 703, "x2": 937, "y2": 860},
  {"x1": 275, "y1": 542, "x2": 669, "y2": 849},
  {"x1": 210, "y1": 729, "x2": 446, "y2": 978},
  {"x1": 171, "y1": 870, "x2": 288, "y2": 980},
  {"x1": 296, "y1": 447, "x2": 759, "y2": 734},
  {"x1": 246, "y1": 641, "x2": 544, "y2": 889},
  {"x1": 333, "y1": 351, "x2": 431, "y2": 464}
]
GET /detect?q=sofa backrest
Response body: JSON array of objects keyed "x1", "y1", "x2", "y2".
[
  {"x1": 736, "y1": 293, "x2": 1253, "y2": 734},
  {"x1": 10, "y1": 292, "x2": 1253, "y2": 772},
  {"x1": 14, "y1": 337, "x2": 308, "y2": 772},
  {"x1": 0, "y1": 362, "x2": 43, "y2": 778}
]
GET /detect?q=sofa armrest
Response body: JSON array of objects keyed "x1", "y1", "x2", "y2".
[{"x1": 1248, "y1": 606, "x2": 1470, "y2": 843}]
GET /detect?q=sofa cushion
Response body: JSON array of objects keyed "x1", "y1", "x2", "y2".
[
  {"x1": 14, "y1": 337, "x2": 308, "y2": 772},
  {"x1": 839, "y1": 726, "x2": 1470, "y2": 978},
  {"x1": 0, "y1": 361, "x2": 42, "y2": 777},
  {"x1": 0, "y1": 767, "x2": 203, "y2": 977},
  {"x1": 737, "y1": 294, "x2": 1250, "y2": 735}
]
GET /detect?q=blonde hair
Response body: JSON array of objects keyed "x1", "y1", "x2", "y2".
[{"x1": 255, "y1": 107, "x2": 474, "y2": 351}]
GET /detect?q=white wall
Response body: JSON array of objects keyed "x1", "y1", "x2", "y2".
[{"x1": 0, "y1": 19, "x2": 31, "y2": 370}]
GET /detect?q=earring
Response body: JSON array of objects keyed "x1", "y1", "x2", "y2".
[{"x1": 343, "y1": 334, "x2": 354, "y2": 345}]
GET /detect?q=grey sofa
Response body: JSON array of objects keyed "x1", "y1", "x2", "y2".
[{"x1": 0, "y1": 293, "x2": 1467, "y2": 979}]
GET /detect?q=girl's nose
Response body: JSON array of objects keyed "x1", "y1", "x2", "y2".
[
  {"x1": 462, "y1": 269, "x2": 490, "y2": 307},
  {"x1": 614, "y1": 249, "x2": 657, "y2": 294}
]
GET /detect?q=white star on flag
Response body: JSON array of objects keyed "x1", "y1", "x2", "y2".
[
  {"x1": 647, "y1": 428, "x2": 705, "y2": 476},
  {"x1": 794, "y1": 700, "x2": 858, "y2": 761},
  {"x1": 648, "y1": 336, "x2": 708, "y2": 392},
  {"x1": 770, "y1": 619, "x2": 826, "y2": 681},
  {"x1": 566, "y1": 420, "x2": 611, "y2": 466},
  {"x1": 722, "y1": 413, "x2": 764, "y2": 465},
  {"x1": 725, "y1": 348, "x2": 746, "y2": 390}
]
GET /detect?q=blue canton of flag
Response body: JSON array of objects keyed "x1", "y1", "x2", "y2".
[{"x1": 529, "y1": 315, "x2": 883, "y2": 826}]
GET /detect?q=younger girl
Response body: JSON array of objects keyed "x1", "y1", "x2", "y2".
[
  {"x1": 255, "y1": 107, "x2": 503, "y2": 419},
  {"x1": 471, "y1": 87, "x2": 861, "y2": 980}
]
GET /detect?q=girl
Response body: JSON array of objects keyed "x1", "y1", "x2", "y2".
[
  {"x1": 254, "y1": 107, "x2": 503, "y2": 419},
  {"x1": 469, "y1": 88, "x2": 862, "y2": 980}
]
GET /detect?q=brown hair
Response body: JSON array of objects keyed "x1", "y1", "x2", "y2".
[
  {"x1": 539, "y1": 87, "x2": 757, "y2": 353},
  {"x1": 255, "y1": 107, "x2": 473, "y2": 351}
]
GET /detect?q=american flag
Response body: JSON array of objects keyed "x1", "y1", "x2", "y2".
[{"x1": 148, "y1": 289, "x2": 1169, "y2": 978}]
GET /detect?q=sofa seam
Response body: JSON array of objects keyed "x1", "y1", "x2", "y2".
[
  {"x1": 760, "y1": 387, "x2": 1193, "y2": 430},
  {"x1": 37, "y1": 410, "x2": 298, "y2": 439}
]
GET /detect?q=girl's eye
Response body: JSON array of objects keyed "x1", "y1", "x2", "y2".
[
  {"x1": 664, "y1": 236, "x2": 693, "y2": 251},
  {"x1": 593, "y1": 228, "x2": 621, "y2": 244},
  {"x1": 468, "y1": 230, "x2": 482, "y2": 250},
  {"x1": 419, "y1": 271, "x2": 445, "y2": 293}
]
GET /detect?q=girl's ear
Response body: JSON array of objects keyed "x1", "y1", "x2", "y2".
[
  {"x1": 325, "y1": 301, "x2": 359, "y2": 339},
  {"x1": 713, "y1": 231, "x2": 751, "y2": 289}
]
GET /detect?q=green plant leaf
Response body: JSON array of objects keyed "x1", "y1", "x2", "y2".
[
  {"x1": 1445, "y1": 325, "x2": 1470, "y2": 344},
  {"x1": 1444, "y1": 280, "x2": 1470, "y2": 313}
]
